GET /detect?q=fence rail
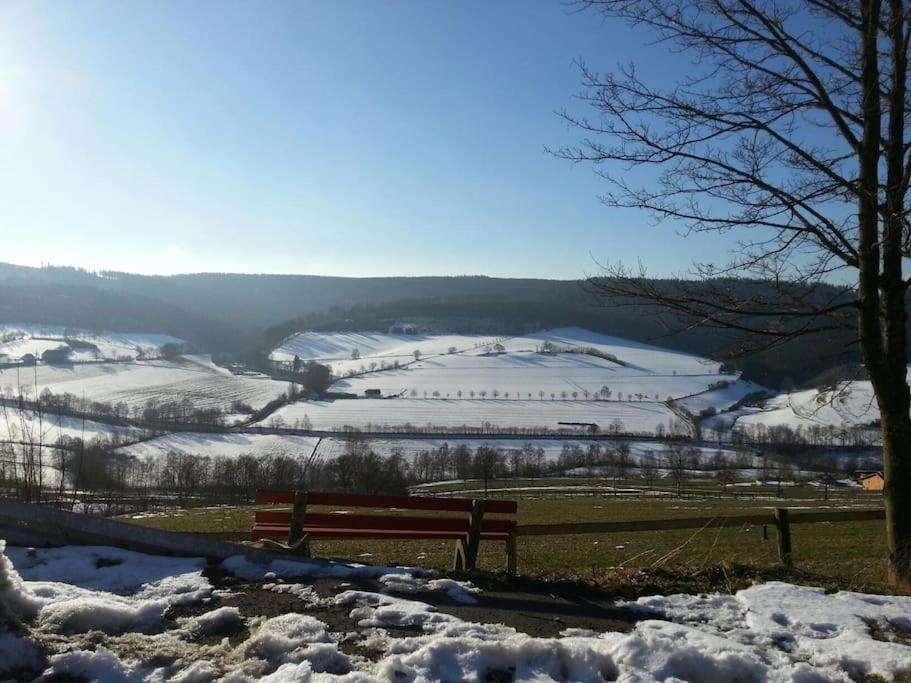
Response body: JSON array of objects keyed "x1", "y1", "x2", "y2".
[
  {"x1": 514, "y1": 507, "x2": 885, "y2": 568},
  {"x1": 514, "y1": 507, "x2": 885, "y2": 537},
  {"x1": 200, "y1": 505, "x2": 886, "y2": 573}
]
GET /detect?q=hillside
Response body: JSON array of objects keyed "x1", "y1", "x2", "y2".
[
  {"x1": 0, "y1": 263, "x2": 860, "y2": 386},
  {"x1": 262, "y1": 327, "x2": 761, "y2": 436}
]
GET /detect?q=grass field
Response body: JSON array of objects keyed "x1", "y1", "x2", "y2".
[{"x1": 121, "y1": 483, "x2": 892, "y2": 594}]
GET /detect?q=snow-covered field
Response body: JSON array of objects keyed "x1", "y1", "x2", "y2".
[
  {"x1": 3, "y1": 541, "x2": 910, "y2": 682},
  {"x1": 676, "y1": 380, "x2": 766, "y2": 416},
  {"x1": 0, "y1": 323, "x2": 186, "y2": 362},
  {"x1": 116, "y1": 432, "x2": 320, "y2": 460},
  {"x1": 700, "y1": 375, "x2": 899, "y2": 436},
  {"x1": 270, "y1": 331, "x2": 505, "y2": 366},
  {"x1": 269, "y1": 328, "x2": 762, "y2": 435},
  {"x1": 0, "y1": 407, "x2": 143, "y2": 444},
  {"x1": 736, "y1": 380, "x2": 881, "y2": 431},
  {"x1": 334, "y1": 351, "x2": 738, "y2": 402},
  {"x1": 499, "y1": 328, "x2": 721, "y2": 375},
  {"x1": 261, "y1": 398, "x2": 685, "y2": 435},
  {"x1": 0, "y1": 355, "x2": 290, "y2": 413}
]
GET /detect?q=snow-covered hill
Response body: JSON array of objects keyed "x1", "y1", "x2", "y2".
[
  {"x1": 0, "y1": 323, "x2": 187, "y2": 363},
  {"x1": 269, "y1": 328, "x2": 760, "y2": 435},
  {"x1": 704, "y1": 373, "x2": 908, "y2": 436},
  {"x1": 0, "y1": 355, "x2": 289, "y2": 414}
]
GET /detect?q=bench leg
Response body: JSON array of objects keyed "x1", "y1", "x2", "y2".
[
  {"x1": 288, "y1": 490, "x2": 308, "y2": 547},
  {"x1": 289, "y1": 534, "x2": 311, "y2": 557},
  {"x1": 453, "y1": 538, "x2": 467, "y2": 571},
  {"x1": 453, "y1": 499, "x2": 486, "y2": 572},
  {"x1": 506, "y1": 532, "x2": 517, "y2": 576},
  {"x1": 261, "y1": 535, "x2": 311, "y2": 557},
  {"x1": 464, "y1": 499, "x2": 487, "y2": 571}
]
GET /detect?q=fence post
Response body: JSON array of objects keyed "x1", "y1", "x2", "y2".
[
  {"x1": 506, "y1": 531, "x2": 517, "y2": 576},
  {"x1": 775, "y1": 508, "x2": 792, "y2": 567}
]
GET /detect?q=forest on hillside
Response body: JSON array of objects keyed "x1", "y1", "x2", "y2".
[{"x1": 0, "y1": 262, "x2": 863, "y2": 386}]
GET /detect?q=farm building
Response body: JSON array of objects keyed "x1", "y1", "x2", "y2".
[
  {"x1": 858, "y1": 472, "x2": 884, "y2": 492},
  {"x1": 364, "y1": 388, "x2": 382, "y2": 398}
]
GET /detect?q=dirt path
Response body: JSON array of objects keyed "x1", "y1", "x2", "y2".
[{"x1": 183, "y1": 569, "x2": 644, "y2": 641}]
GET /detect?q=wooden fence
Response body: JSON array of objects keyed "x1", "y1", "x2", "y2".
[{"x1": 514, "y1": 507, "x2": 885, "y2": 567}]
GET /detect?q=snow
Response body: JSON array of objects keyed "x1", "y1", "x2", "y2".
[
  {"x1": 6, "y1": 544, "x2": 208, "y2": 595},
  {"x1": 241, "y1": 613, "x2": 335, "y2": 663},
  {"x1": 180, "y1": 605, "x2": 244, "y2": 638},
  {"x1": 735, "y1": 379, "x2": 883, "y2": 431},
  {"x1": 0, "y1": 355, "x2": 290, "y2": 412},
  {"x1": 378, "y1": 573, "x2": 480, "y2": 604},
  {"x1": 0, "y1": 337, "x2": 70, "y2": 362},
  {"x1": 270, "y1": 331, "x2": 503, "y2": 365},
  {"x1": 498, "y1": 328, "x2": 722, "y2": 375},
  {"x1": 39, "y1": 591, "x2": 175, "y2": 635},
  {"x1": 0, "y1": 407, "x2": 143, "y2": 443},
  {"x1": 299, "y1": 325, "x2": 730, "y2": 397},
  {"x1": 43, "y1": 646, "x2": 139, "y2": 681},
  {"x1": 266, "y1": 328, "x2": 759, "y2": 436},
  {"x1": 705, "y1": 371, "x2": 911, "y2": 435},
  {"x1": 116, "y1": 432, "x2": 320, "y2": 461},
  {"x1": 0, "y1": 323, "x2": 187, "y2": 362},
  {"x1": 677, "y1": 380, "x2": 767, "y2": 415},
  {"x1": 261, "y1": 398, "x2": 685, "y2": 435},
  {"x1": 630, "y1": 582, "x2": 911, "y2": 681},
  {"x1": 335, "y1": 351, "x2": 741, "y2": 403},
  {"x1": 3, "y1": 541, "x2": 911, "y2": 681},
  {"x1": 332, "y1": 352, "x2": 750, "y2": 412}
]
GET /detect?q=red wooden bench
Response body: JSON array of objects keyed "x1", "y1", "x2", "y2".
[{"x1": 251, "y1": 490, "x2": 518, "y2": 574}]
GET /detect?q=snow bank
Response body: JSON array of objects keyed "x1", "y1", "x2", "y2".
[
  {"x1": 243, "y1": 613, "x2": 332, "y2": 661},
  {"x1": 39, "y1": 593, "x2": 171, "y2": 635},
  {"x1": 632, "y1": 581, "x2": 911, "y2": 681},
  {"x1": 376, "y1": 632, "x2": 622, "y2": 683},
  {"x1": 181, "y1": 605, "x2": 245, "y2": 639},
  {"x1": 338, "y1": 590, "x2": 458, "y2": 630},
  {"x1": 0, "y1": 540, "x2": 41, "y2": 618},
  {"x1": 5, "y1": 544, "x2": 207, "y2": 595},
  {"x1": 378, "y1": 572, "x2": 480, "y2": 604},
  {"x1": 4, "y1": 541, "x2": 911, "y2": 682}
]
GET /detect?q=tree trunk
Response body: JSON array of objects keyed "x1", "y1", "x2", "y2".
[
  {"x1": 880, "y1": 0, "x2": 911, "y2": 584},
  {"x1": 880, "y1": 392, "x2": 911, "y2": 582}
]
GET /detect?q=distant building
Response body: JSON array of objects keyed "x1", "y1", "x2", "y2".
[
  {"x1": 558, "y1": 421, "x2": 599, "y2": 434},
  {"x1": 858, "y1": 471, "x2": 884, "y2": 492},
  {"x1": 388, "y1": 323, "x2": 418, "y2": 335},
  {"x1": 41, "y1": 346, "x2": 72, "y2": 365},
  {"x1": 364, "y1": 389, "x2": 382, "y2": 398},
  {"x1": 19, "y1": 353, "x2": 37, "y2": 366}
]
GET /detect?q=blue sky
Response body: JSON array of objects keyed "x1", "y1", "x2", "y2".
[{"x1": 0, "y1": 0, "x2": 736, "y2": 278}]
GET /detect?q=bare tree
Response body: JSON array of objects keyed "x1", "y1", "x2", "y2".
[
  {"x1": 640, "y1": 452, "x2": 659, "y2": 488},
  {"x1": 559, "y1": 0, "x2": 911, "y2": 582},
  {"x1": 665, "y1": 446, "x2": 690, "y2": 497}
]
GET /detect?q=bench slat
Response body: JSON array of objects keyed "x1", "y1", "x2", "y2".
[
  {"x1": 255, "y1": 489, "x2": 517, "y2": 514},
  {"x1": 252, "y1": 525, "x2": 510, "y2": 541},
  {"x1": 254, "y1": 510, "x2": 516, "y2": 533}
]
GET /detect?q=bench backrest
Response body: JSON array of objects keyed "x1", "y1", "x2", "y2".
[
  {"x1": 255, "y1": 489, "x2": 517, "y2": 515},
  {"x1": 254, "y1": 489, "x2": 517, "y2": 535}
]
